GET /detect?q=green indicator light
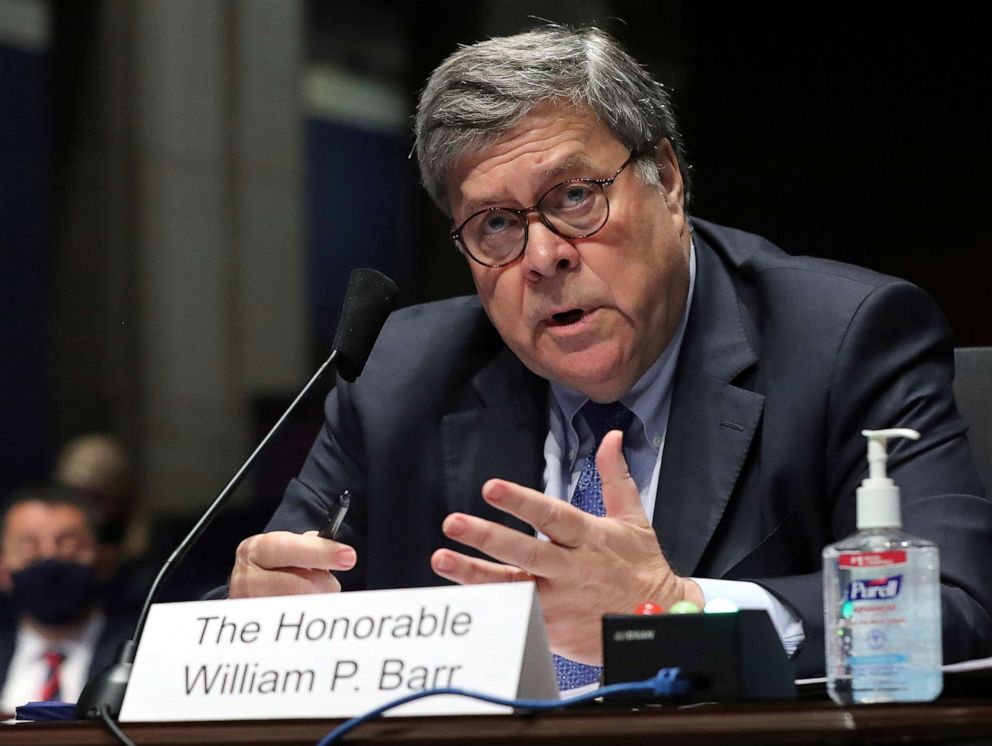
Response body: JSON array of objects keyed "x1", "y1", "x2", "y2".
[{"x1": 841, "y1": 600, "x2": 854, "y2": 619}]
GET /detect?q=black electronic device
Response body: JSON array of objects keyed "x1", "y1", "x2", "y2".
[{"x1": 602, "y1": 609, "x2": 796, "y2": 702}]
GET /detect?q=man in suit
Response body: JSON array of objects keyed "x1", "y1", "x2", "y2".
[
  {"x1": 0, "y1": 485, "x2": 132, "y2": 712},
  {"x1": 227, "y1": 26, "x2": 992, "y2": 683}
]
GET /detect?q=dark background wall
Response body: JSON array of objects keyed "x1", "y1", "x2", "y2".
[
  {"x1": 676, "y1": 7, "x2": 989, "y2": 346},
  {"x1": 1, "y1": 26, "x2": 52, "y2": 497}
]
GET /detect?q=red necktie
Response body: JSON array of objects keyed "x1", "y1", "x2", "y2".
[{"x1": 38, "y1": 650, "x2": 65, "y2": 702}]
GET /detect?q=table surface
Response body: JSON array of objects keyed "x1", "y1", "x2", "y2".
[{"x1": 2, "y1": 697, "x2": 992, "y2": 745}]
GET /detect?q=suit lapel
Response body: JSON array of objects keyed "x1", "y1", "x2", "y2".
[
  {"x1": 441, "y1": 344, "x2": 546, "y2": 535},
  {"x1": 654, "y1": 233, "x2": 764, "y2": 576}
]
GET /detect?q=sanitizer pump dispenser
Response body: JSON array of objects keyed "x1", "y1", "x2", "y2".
[{"x1": 822, "y1": 428, "x2": 942, "y2": 704}]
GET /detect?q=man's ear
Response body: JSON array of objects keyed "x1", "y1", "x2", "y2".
[{"x1": 653, "y1": 138, "x2": 685, "y2": 215}]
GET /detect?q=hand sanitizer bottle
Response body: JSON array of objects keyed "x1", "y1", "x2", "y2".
[{"x1": 822, "y1": 428, "x2": 942, "y2": 704}]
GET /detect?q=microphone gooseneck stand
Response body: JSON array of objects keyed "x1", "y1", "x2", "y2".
[{"x1": 76, "y1": 269, "x2": 398, "y2": 726}]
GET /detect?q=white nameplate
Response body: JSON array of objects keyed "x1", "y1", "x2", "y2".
[{"x1": 119, "y1": 582, "x2": 556, "y2": 722}]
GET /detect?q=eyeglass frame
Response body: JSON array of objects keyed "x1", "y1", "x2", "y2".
[{"x1": 449, "y1": 152, "x2": 638, "y2": 268}]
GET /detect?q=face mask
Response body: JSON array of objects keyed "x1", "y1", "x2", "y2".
[{"x1": 9, "y1": 558, "x2": 99, "y2": 626}]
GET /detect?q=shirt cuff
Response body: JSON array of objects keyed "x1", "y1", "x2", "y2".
[{"x1": 691, "y1": 577, "x2": 805, "y2": 656}]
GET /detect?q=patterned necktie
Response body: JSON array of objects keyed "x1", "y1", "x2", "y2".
[
  {"x1": 38, "y1": 650, "x2": 65, "y2": 702},
  {"x1": 554, "y1": 401, "x2": 634, "y2": 691}
]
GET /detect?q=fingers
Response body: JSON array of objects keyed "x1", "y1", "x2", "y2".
[
  {"x1": 236, "y1": 530, "x2": 356, "y2": 573},
  {"x1": 597, "y1": 430, "x2": 650, "y2": 524},
  {"x1": 431, "y1": 548, "x2": 532, "y2": 585},
  {"x1": 441, "y1": 510, "x2": 573, "y2": 577},
  {"x1": 476, "y1": 432, "x2": 646, "y2": 545},
  {"x1": 481, "y1": 479, "x2": 588, "y2": 548},
  {"x1": 230, "y1": 564, "x2": 341, "y2": 598},
  {"x1": 229, "y1": 531, "x2": 356, "y2": 599},
  {"x1": 441, "y1": 435, "x2": 645, "y2": 575}
]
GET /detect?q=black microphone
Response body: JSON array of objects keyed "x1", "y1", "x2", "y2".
[
  {"x1": 333, "y1": 268, "x2": 400, "y2": 382},
  {"x1": 76, "y1": 268, "x2": 398, "y2": 720}
]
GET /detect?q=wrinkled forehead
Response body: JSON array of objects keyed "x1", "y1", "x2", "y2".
[{"x1": 445, "y1": 105, "x2": 623, "y2": 218}]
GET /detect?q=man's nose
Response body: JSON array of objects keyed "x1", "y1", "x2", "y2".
[{"x1": 520, "y1": 218, "x2": 579, "y2": 278}]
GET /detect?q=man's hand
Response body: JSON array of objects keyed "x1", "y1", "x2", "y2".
[
  {"x1": 430, "y1": 430, "x2": 703, "y2": 664},
  {"x1": 229, "y1": 531, "x2": 357, "y2": 598}
]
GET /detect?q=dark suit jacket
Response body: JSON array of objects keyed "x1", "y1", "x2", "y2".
[
  {"x1": 266, "y1": 218, "x2": 992, "y2": 677},
  {"x1": 0, "y1": 612, "x2": 134, "y2": 706}
]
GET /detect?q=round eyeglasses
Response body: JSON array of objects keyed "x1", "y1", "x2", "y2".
[{"x1": 450, "y1": 153, "x2": 636, "y2": 268}]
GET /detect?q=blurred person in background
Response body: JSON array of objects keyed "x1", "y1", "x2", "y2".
[
  {"x1": 0, "y1": 485, "x2": 133, "y2": 713},
  {"x1": 54, "y1": 434, "x2": 153, "y2": 615}
]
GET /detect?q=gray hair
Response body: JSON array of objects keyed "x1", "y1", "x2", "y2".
[{"x1": 415, "y1": 25, "x2": 692, "y2": 216}]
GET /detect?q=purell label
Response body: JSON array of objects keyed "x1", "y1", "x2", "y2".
[
  {"x1": 839, "y1": 550, "x2": 907, "y2": 568},
  {"x1": 844, "y1": 574, "x2": 903, "y2": 601}
]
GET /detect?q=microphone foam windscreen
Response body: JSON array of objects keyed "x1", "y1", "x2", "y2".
[{"x1": 332, "y1": 269, "x2": 399, "y2": 382}]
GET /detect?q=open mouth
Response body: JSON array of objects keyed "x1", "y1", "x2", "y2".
[{"x1": 549, "y1": 309, "x2": 585, "y2": 326}]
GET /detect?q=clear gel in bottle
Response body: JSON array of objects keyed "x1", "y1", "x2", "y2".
[{"x1": 822, "y1": 428, "x2": 942, "y2": 704}]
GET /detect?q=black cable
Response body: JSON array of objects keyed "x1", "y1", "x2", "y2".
[{"x1": 99, "y1": 704, "x2": 137, "y2": 746}]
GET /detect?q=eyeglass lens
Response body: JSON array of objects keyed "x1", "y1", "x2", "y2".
[{"x1": 462, "y1": 181, "x2": 609, "y2": 265}]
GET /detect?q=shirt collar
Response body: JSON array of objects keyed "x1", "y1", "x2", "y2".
[{"x1": 16, "y1": 611, "x2": 106, "y2": 659}]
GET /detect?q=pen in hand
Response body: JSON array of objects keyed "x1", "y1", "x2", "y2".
[{"x1": 318, "y1": 490, "x2": 351, "y2": 540}]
